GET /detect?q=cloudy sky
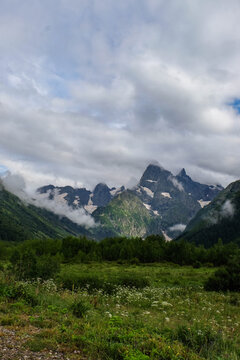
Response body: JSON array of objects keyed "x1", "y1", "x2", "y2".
[{"x1": 1, "y1": 0, "x2": 240, "y2": 191}]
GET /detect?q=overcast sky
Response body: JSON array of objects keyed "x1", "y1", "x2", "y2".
[{"x1": 1, "y1": 0, "x2": 240, "y2": 191}]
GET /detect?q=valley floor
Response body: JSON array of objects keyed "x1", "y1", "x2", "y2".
[{"x1": 0, "y1": 263, "x2": 239, "y2": 360}]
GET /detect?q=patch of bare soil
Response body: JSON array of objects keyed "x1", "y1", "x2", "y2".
[{"x1": 0, "y1": 326, "x2": 83, "y2": 360}]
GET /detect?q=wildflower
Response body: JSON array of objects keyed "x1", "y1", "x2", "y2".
[
  {"x1": 161, "y1": 301, "x2": 173, "y2": 307},
  {"x1": 105, "y1": 311, "x2": 112, "y2": 318},
  {"x1": 143, "y1": 311, "x2": 150, "y2": 315}
]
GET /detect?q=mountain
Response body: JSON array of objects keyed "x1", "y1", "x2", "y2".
[
  {"x1": 131, "y1": 164, "x2": 223, "y2": 237},
  {"x1": 38, "y1": 183, "x2": 125, "y2": 214},
  {"x1": 92, "y1": 190, "x2": 162, "y2": 239},
  {"x1": 38, "y1": 163, "x2": 223, "y2": 240},
  {"x1": 0, "y1": 183, "x2": 90, "y2": 241},
  {"x1": 176, "y1": 168, "x2": 223, "y2": 202},
  {"x1": 177, "y1": 180, "x2": 240, "y2": 247}
]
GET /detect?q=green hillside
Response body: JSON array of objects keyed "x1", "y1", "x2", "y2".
[
  {"x1": 92, "y1": 190, "x2": 161, "y2": 239},
  {"x1": 178, "y1": 180, "x2": 240, "y2": 247},
  {"x1": 0, "y1": 185, "x2": 89, "y2": 241}
]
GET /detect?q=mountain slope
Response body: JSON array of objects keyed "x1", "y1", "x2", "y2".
[
  {"x1": 0, "y1": 184, "x2": 90, "y2": 241},
  {"x1": 132, "y1": 164, "x2": 222, "y2": 237},
  {"x1": 91, "y1": 191, "x2": 161, "y2": 239},
  {"x1": 176, "y1": 168, "x2": 223, "y2": 202},
  {"x1": 177, "y1": 180, "x2": 240, "y2": 247}
]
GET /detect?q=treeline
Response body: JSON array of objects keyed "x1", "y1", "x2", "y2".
[{"x1": 1, "y1": 234, "x2": 239, "y2": 268}]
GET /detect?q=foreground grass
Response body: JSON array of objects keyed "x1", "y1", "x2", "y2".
[{"x1": 0, "y1": 262, "x2": 239, "y2": 359}]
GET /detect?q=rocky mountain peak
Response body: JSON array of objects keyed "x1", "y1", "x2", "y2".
[
  {"x1": 178, "y1": 168, "x2": 187, "y2": 177},
  {"x1": 92, "y1": 183, "x2": 111, "y2": 207},
  {"x1": 140, "y1": 164, "x2": 171, "y2": 185}
]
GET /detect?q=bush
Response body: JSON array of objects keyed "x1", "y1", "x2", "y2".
[
  {"x1": 193, "y1": 261, "x2": 201, "y2": 269},
  {"x1": 205, "y1": 257, "x2": 240, "y2": 292},
  {"x1": 35, "y1": 254, "x2": 61, "y2": 280},
  {"x1": 117, "y1": 274, "x2": 150, "y2": 289},
  {"x1": 129, "y1": 258, "x2": 140, "y2": 265},
  {"x1": 173, "y1": 325, "x2": 226, "y2": 356},
  {"x1": 0, "y1": 281, "x2": 38, "y2": 306},
  {"x1": 60, "y1": 273, "x2": 103, "y2": 292},
  {"x1": 71, "y1": 299, "x2": 90, "y2": 318},
  {"x1": 10, "y1": 249, "x2": 61, "y2": 280}
]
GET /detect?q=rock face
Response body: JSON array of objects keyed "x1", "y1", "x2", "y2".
[
  {"x1": 92, "y1": 183, "x2": 112, "y2": 207},
  {"x1": 37, "y1": 163, "x2": 223, "y2": 240},
  {"x1": 131, "y1": 164, "x2": 222, "y2": 237},
  {"x1": 176, "y1": 168, "x2": 223, "y2": 201},
  {"x1": 177, "y1": 180, "x2": 240, "y2": 247}
]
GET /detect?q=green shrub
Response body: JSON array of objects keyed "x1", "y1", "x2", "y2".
[
  {"x1": 0, "y1": 280, "x2": 38, "y2": 306},
  {"x1": 25, "y1": 338, "x2": 55, "y2": 352},
  {"x1": 116, "y1": 274, "x2": 150, "y2": 289},
  {"x1": 14, "y1": 283, "x2": 38, "y2": 306},
  {"x1": 10, "y1": 249, "x2": 61, "y2": 280},
  {"x1": 173, "y1": 325, "x2": 225, "y2": 356},
  {"x1": 229, "y1": 294, "x2": 240, "y2": 306},
  {"x1": 193, "y1": 261, "x2": 201, "y2": 269},
  {"x1": 129, "y1": 258, "x2": 140, "y2": 265},
  {"x1": 71, "y1": 299, "x2": 90, "y2": 318},
  {"x1": 60, "y1": 273, "x2": 103, "y2": 292},
  {"x1": 124, "y1": 349, "x2": 149, "y2": 360},
  {"x1": 205, "y1": 257, "x2": 240, "y2": 292},
  {"x1": 0, "y1": 315, "x2": 16, "y2": 326},
  {"x1": 35, "y1": 254, "x2": 61, "y2": 280}
]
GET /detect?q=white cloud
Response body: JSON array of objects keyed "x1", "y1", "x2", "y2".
[
  {"x1": 169, "y1": 224, "x2": 186, "y2": 232},
  {"x1": 0, "y1": 1, "x2": 240, "y2": 191},
  {"x1": 221, "y1": 200, "x2": 235, "y2": 218},
  {"x1": 169, "y1": 176, "x2": 184, "y2": 192}
]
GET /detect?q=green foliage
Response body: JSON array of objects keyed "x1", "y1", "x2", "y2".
[
  {"x1": 10, "y1": 244, "x2": 61, "y2": 280},
  {"x1": 5, "y1": 235, "x2": 240, "y2": 278},
  {"x1": 179, "y1": 182, "x2": 240, "y2": 248},
  {"x1": 93, "y1": 191, "x2": 154, "y2": 239},
  {"x1": 0, "y1": 280, "x2": 38, "y2": 306},
  {"x1": 116, "y1": 274, "x2": 150, "y2": 289},
  {"x1": 173, "y1": 325, "x2": 226, "y2": 356},
  {"x1": 35, "y1": 253, "x2": 61, "y2": 280},
  {"x1": 70, "y1": 299, "x2": 90, "y2": 318},
  {"x1": 205, "y1": 256, "x2": 240, "y2": 292}
]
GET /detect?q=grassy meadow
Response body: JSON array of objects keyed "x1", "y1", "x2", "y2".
[{"x1": 0, "y1": 262, "x2": 240, "y2": 359}]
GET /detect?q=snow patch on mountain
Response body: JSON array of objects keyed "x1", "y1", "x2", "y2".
[
  {"x1": 161, "y1": 192, "x2": 171, "y2": 199},
  {"x1": 143, "y1": 203, "x2": 151, "y2": 210},
  {"x1": 198, "y1": 199, "x2": 211, "y2": 208},
  {"x1": 110, "y1": 186, "x2": 125, "y2": 197},
  {"x1": 145, "y1": 179, "x2": 157, "y2": 183},
  {"x1": 142, "y1": 186, "x2": 154, "y2": 198},
  {"x1": 57, "y1": 191, "x2": 68, "y2": 203},
  {"x1": 73, "y1": 196, "x2": 80, "y2": 205},
  {"x1": 84, "y1": 204, "x2": 98, "y2": 214},
  {"x1": 162, "y1": 231, "x2": 172, "y2": 242}
]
